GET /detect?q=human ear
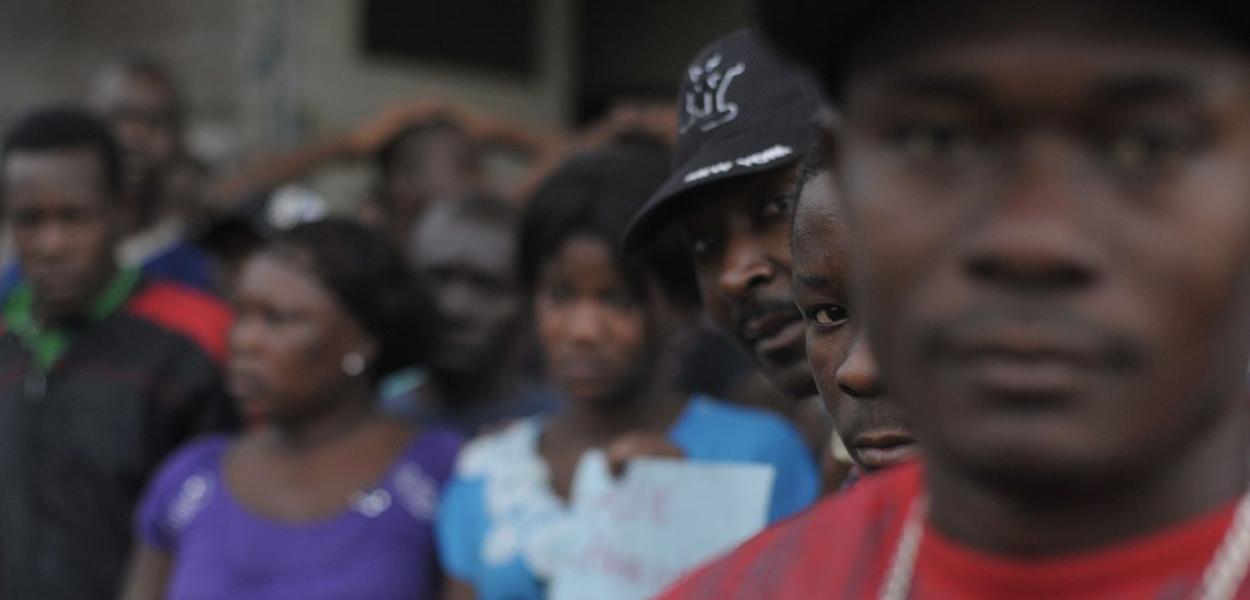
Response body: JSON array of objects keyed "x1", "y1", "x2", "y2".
[{"x1": 819, "y1": 108, "x2": 844, "y2": 180}]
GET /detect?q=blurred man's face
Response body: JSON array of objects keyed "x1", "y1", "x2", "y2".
[
  {"x1": 679, "y1": 165, "x2": 816, "y2": 399},
  {"x1": 410, "y1": 206, "x2": 520, "y2": 376},
  {"x1": 4, "y1": 148, "x2": 120, "y2": 318},
  {"x1": 836, "y1": 1, "x2": 1250, "y2": 485},
  {"x1": 90, "y1": 70, "x2": 179, "y2": 218}
]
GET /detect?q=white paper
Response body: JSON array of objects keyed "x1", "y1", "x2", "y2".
[{"x1": 548, "y1": 452, "x2": 775, "y2": 600}]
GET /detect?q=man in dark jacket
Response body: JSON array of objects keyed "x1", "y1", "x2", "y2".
[{"x1": 0, "y1": 107, "x2": 236, "y2": 599}]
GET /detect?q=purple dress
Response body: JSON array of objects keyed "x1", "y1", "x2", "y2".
[{"x1": 136, "y1": 430, "x2": 463, "y2": 600}]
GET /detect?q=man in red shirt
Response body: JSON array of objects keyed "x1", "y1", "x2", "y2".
[{"x1": 662, "y1": 1, "x2": 1250, "y2": 598}]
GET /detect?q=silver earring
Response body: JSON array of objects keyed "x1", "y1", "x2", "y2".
[{"x1": 341, "y1": 352, "x2": 366, "y2": 377}]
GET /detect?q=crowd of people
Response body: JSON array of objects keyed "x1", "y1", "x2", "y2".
[{"x1": 5, "y1": 0, "x2": 1250, "y2": 598}]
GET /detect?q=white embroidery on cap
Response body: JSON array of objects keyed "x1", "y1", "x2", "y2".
[
  {"x1": 682, "y1": 144, "x2": 794, "y2": 184},
  {"x1": 736, "y1": 144, "x2": 792, "y2": 168},
  {"x1": 683, "y1": 160, "x2": 734, "y2": 184},
  {"x1": 680, "y1": 54, "x2": 746, "y2": 134}
]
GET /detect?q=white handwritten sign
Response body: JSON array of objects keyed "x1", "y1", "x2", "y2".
[{"x1": 549, "y1": 452, "x2": 775, "y2": 600}]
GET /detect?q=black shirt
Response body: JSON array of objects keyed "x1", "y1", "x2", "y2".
[{"x1": 0, "y1": 277, "x2": 237, "y2": 599}]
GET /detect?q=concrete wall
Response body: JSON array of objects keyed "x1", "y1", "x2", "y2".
[
  {"x1": 0, "y1": 0, "x2": 751, "y2": 205},
  {"x1": 0, "y1": 0, "x2": 242, "y2": 152},
  {"x1": 0, "y1": 0, "x2": 574, "y2": 205},
  {"x1": 242, "y1": 0, "x2": 574, "y2": 203}
]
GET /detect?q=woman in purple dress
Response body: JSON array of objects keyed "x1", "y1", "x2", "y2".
[{"x1": 121, "y1": 219, "x2": 462, "y2": 600}]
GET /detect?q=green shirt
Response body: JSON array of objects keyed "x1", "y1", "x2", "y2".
[{"x1": 2, "y1": 268, "x2": 141, "y2": 372}]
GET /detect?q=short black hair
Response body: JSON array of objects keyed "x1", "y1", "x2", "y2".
[
  {"x1": 1, "y1": 106, "x2": 124, "y2": 198},
  {"x1": 755, "y1": 1, "x2": 1250, "y2": 100},
  {"x1": 265, "y1": 218, "x2": 436, "y2": 379},
  {"x1": 519, "y1": 137, "x2": 701, "y2": 308}
]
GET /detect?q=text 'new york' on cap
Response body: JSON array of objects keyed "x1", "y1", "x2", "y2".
[{"x1": 621, "y1": 28, "x2": 823, "y2": 254}]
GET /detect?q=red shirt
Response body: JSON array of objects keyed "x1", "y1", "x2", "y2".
[{"x1": 659, "y1": 462, "x2": 1247, "y2": 599}]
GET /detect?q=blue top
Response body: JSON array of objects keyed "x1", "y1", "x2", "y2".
[
  {"x1": 435, "y1": 395, "x2": 818, "y2": 600},
  {"x1": 135, "y1": 430, "x2": 463, "y2": 600}
]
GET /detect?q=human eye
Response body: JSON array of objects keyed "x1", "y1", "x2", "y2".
[
  {"x1": 261, "y1": 306, "x2": 290, "y2": 326},
  {"x1": 1103, "y1": 123, "x2": 1202, "y2": 173},
  {"x1": 888, "y1": 120, "x2": 980, "y2": 165},
  {"x1": 11, "y1": 209, "x2": 40, "y2": 229},
  {"x1": 61, "y1": 206, "x2": 97, "y2": 227},
  {"x1": 684, "y1": 230, "x2": 721, "y2": 259},
  {"x1": 760, "y1": 193, "x2": 795, "y2": 221},
  {"x1": 544, "y1": 284, "x2": 573, "y2": 304},
  {"x1": 804, "y1": 304, "x2": 849, "y2": 330},
  {"x1": 602, "y1": 288, "x2": 639, "y2": 311}
]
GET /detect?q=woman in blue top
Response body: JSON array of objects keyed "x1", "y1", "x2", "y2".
[{"x1": 436, "y1": 138, "x2": 819, "y2": 600}]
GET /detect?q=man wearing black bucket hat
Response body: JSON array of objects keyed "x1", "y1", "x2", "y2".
[
  {"x1": 624, "y1": 29, "x2": 916, "y2": 481},
  {"x1": 661, "y1": 1, "x2": 1250, "y2": 598},
  {"x1": 624, "y1": 30, "x2": 821, "y2": 404}
]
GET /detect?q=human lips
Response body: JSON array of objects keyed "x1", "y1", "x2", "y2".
[
  {"x1": 940, "y1": 320, "x2": 1120, "y2": 397},
  {"x1": 552, "y1": 352, "x2": 617, "y2": 388},
  {"x1": 851, "y1": 429, "x2": 917, "y2": 471},
  {"x1": 226, "y1": 361, "x2": 268, "y2": 406},
  {"x1": 741, "y1": 308, "x2": 806, "y2": 357}
]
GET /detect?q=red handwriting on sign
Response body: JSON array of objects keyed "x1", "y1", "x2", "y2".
[
  {"x1": 589, "y1": 485, "x2": 671, "y2": 527},
  {"x1": 575, "y1": 538, "x2": 682, "y2": 587}
]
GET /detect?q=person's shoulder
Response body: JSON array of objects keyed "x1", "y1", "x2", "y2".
[
  {"x1": 416, "y1": 426, "x2": 467, "y2": 455},
  {"x1": 453, "y1": 417, "x2": 543, "y2": 480},
  {"x1": 161, "y1": 433, "x2": 233, "y2": 474},
  {"x1": 127, "y1": 279, "x2": 232, "y2": 363},
  {"x1": 143, "y1": 239, "x2": 215, "y2": 290},
  {"x1": 683, "y1": 394, "x2": 795, "y2": 432},
  {"x1": 678, "y1": 395, "x2": 808, "y2": 452},
  {"x1": 405, "y1": 426, "x2": 465, "y2": 479},
  {"x1": 436, "y1": 420, "x2": 543, "y2": 544},
  {"x1": 149, "y1": 238, "x2": 211, "y2": 263},
  {"x1": 381, "y1": 426, "x2": 464, "y2": 523},
  {"x1": 147, "y1": 433, "x2": 232, "y2": 497},
  {"x1": 138, "y1": 433, "x2": 232, "y2": 549},
  {"x1": 659, "y1": 462, "x2": 923, "y2": 600}
]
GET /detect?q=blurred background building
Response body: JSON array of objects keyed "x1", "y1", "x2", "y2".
[{"x1": 0, "y1": 0, "x2": 750, "y2": 206}]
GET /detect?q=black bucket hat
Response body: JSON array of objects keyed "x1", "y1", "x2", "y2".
[{"x1": 621, "y1": 28, "x2": 822, "y2": 253}]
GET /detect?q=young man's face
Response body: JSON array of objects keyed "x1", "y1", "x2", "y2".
[
  {"x1": 679, "y1": 164, "x2": 817, "y2": 399},
  {"x1": 792, "y1": 171, "x2": 914, "y2": 471},
  {"x1": 835, "y1": 2, "x2": 1250, "y2": 485},
  {"x1": 3, "y1": 148, "x2": 120, "y2": 318},
  {"x1": 90, "y1": 71, "x2": 179, "y2": 210},
  {"x1": 409, "y1": 205, "x2": 521, "y2": 377}
]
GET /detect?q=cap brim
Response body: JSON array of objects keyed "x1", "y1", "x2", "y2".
[{"x1": 621, "y1": 123, "x2": 816, "y2": 254}]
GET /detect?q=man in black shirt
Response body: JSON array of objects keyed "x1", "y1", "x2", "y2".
[{"x1": 0, "y1": 107, "x2": 236, "y2": 599}]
